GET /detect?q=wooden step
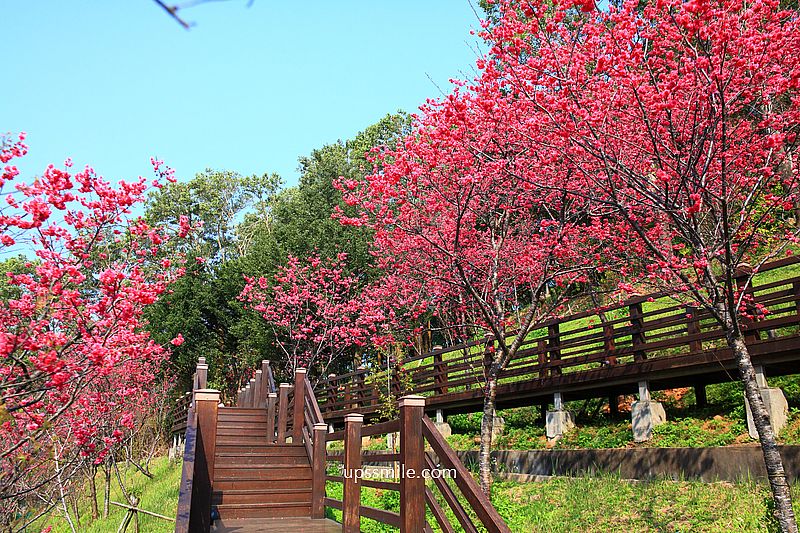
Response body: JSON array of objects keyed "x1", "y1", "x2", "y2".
[
  {"x1": 212, "y1": 478, "x2": 312, "y2": 492},
  {"x1": 216, "y1": 435, "x2": 275, "y2": 446},
  {"x1": 215, "y1": 445, "x2": 307, "y2": 457},
  {"x1": 212, "y1": 487, "x2": 311, "y2": 505},
  {"x1": 215, "y1": 455, "x2": 309, "y2": 467},
  {"x1": 215, "y1": 428, "x2": 269, "y2": 437},
  {"x1": 214, "y1": 466, "x2": 312, "y2": 481},
  {"x1": 217, "y1": 415, "x2": 268, "y2": 424},
  {"x1": 215, "y1": 422, "x2": 269, "y2": 429},
  {"x1": 215, "y1": 501, "x2": 311, "y2": 519}
]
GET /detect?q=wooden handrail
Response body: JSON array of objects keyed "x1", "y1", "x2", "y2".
[
  {"x1": 423, "y1": 415, "x2": 510, "y2": 533},
  {"x1": 321, "y1": 395, "x2": 511, "y2": 532},
  {"x1": 174, "y1": 408, "x2": 197, "y2": 533}
]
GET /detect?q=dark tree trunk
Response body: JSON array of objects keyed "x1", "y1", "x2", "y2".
[
  {"x1": 728, "y1": 332, "x2": 797, "y2": 532},
  {"x1": 88, "y1": 465, "x2": 99, "y2": 521},
  {"x1": 479, "y1": 377, "x2": 498, "y2": 495}
]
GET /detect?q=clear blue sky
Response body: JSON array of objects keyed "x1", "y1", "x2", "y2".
[{"x1": 2, "y1": 1, "x2": 483, "y2": 187}]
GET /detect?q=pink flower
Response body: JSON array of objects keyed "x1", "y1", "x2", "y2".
[{"x1": 171, "y1": 334, "x2": 185, "y2": 347}]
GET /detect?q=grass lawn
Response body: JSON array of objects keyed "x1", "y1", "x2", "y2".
[
  {"x1": 33, "y1": 455, "x2": 181, "y2": 533},
  {"x1": 29, "y1": 450, "x2": 797, "y2": 532},
  {"x1": 325, "y1": 475, "x2": 792, "y2": 532}
]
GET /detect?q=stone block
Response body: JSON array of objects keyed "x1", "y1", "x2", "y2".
[
  {"x1": 546, "y1": 410, "x2": 575, "y2": 440},
  {"x1": 631, "y1": 400, "x2": 666, "y2": 442},
  {"x1": 746, "y1": 387, "x2": 788, "y2": 440}
]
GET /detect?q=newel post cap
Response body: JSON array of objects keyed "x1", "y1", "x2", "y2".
[
  {"x1": 194, "y1": 389, "x2": 220, "y2": 402},
  {"x1": 345, "y1": 413, "x2": 364, "y2": 423},
  {"x1": 398, "y1": 395, "x2": 426, "y2": 408}
]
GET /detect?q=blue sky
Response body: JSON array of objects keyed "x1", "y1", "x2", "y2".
[{"x1": 2, "y1": 1, "x2": 483, "y2": 188}]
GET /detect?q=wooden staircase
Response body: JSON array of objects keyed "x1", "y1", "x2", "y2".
[
  {"x1": 174, "y1": 363, "x2": 511, "y2": 532},
  {"x1": 213, "y1": 407, "x2": 312, "y2": 519}
]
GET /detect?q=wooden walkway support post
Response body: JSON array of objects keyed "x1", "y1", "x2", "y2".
[
  {"x1": 311, "y1": 422, "x2": 327, "y2": 519},
  {"x1": 293, "y1": 369, "x2": 307, "y2": 442},
  {"x1": 342, "y1": 413, "x2": 363, "y2": 533},
  {"x1": 277, "y1": 383, "x2": 290, "y2": 444},
  {"x1": 399, "y1": 395, "x2": 426, "y2": 533}
]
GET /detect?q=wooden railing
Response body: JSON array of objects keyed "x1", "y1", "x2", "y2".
[
  {"x1": 318, "y1": 256, "x2": 800, "y2": 418},
  {"x1": 235, "y1": 359, "x2": 277, "y2": 408},
  {"x1": 324, "y1": 395, "x2": 511, "y2": 532},
  {"x1": 169, "y1": 357, "x2": 208, "y2": 436},
  {"x1": 174, "y1": 359, "x2": 218, "y2": 533}
]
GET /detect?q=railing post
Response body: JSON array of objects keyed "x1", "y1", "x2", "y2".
[
  {"x1": 793, "y1": 281, "x2": 800, "y2": 316},
  {"x1": 355, "y1": 365, "x2": 367, "y2": 406},
  {"x1": 629, "y1": 302, "x2": 646, "y2": 362},
  {"x1": 342, "y1": 413, "x2": 363, "y2": 533},
  {"x1": 194, "y1": 388, "x2": 220, "y2": 529},
  {"x1": 277, "y1": 383, "x2": 290, "y2": 444},
  {"x1": 248, "y1": 378, "x2": 257, "y2": 408},
  {"x1": 399, "y1": 395, "x2": 426, "y2": 533},
  {"x1": 237, "y1": 388, "x2": 243, "y2": 407},
  {"x1": 254, "y1": 370, "x2": 264, "y2": 409},
  {"x1": 433, "y1": 346, "x2": 448, "y2": 394},
  {"x1": 261, "y1": 360, "x2": 272, "y2": 395},
  {"x1": 548, "y1": 324, "x2": 561, "y2": 376},
  {"x1": 327, "y1": 374, "x2": 337, "y2": 409},
  {"x1": 195, "y1": 357, "x2": 208, "y2": 389},
  {"x1": 537, "y1": 339, "x2": 547, "y2": 378},
  {"x1": 266, "y1": 392, "x2": 277, "y2": 443},
  {"x1": 311, "y1": 422, "x2": 328, "y2": 519},
  {"x1": 686, "y1": 305, "x2": 702, "y2": 353},
  {"x1": 602, "y1": 324, "x2": 617, "y2": 365},
  {"x1": 293, "y1": 369, "x2": 307, "y2": 442}
]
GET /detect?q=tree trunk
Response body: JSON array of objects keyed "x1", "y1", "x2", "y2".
[
  {"x1": 103, "y1": 462, "x2": 112, "y2": 519},
  {"x1": 89, "y1": 465, "x2": 99, "y2": 521},
  {"x1": 729, "y1": 332, "x2": 798, "y2": 532},
  {"x1": 479, "y1": 377, "x2": 498, "y2": 495}
]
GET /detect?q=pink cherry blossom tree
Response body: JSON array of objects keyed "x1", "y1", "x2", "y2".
[
  {"x1": 240, "y1": 253, "x2": 367, "y2": 379},
  {"x1": 479, "y1": 0, "x2": 800, "y2": 527},
  {"x1": 337, "y1": 83, "x2": 634, "y2": 493},
  {"x1": 0, "y1": 133, "x2": 184, "y2": 528}
]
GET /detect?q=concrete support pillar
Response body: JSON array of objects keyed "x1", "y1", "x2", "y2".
[
  {"x1": 745, "y1": 367, "x2": 789, "y2": 439},
  {"x1": 631, "y1": 381, "x2": 666, "y2": 442},
  {"x1": 546, "y1": 392, "x2": 575, "y2": 440},
  {"x1": 434, "y1": 408, "x2": 451, "y2": 438}
]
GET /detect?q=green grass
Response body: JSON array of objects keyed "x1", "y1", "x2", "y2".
[
  {"x1": 325, "y1": 475, "x2": 794, "y2": 532},
  {"x1": 34, "y1": 456, "x2": 181, "y2": 533}
]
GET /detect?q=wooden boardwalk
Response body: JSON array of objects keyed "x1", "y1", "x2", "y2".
[
  {"x1": 211, "y1": 517, "x2": 341, "y2": 532},
  {"x1": 317, "y1": 256, "x2": 800, "y2": 423}
]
